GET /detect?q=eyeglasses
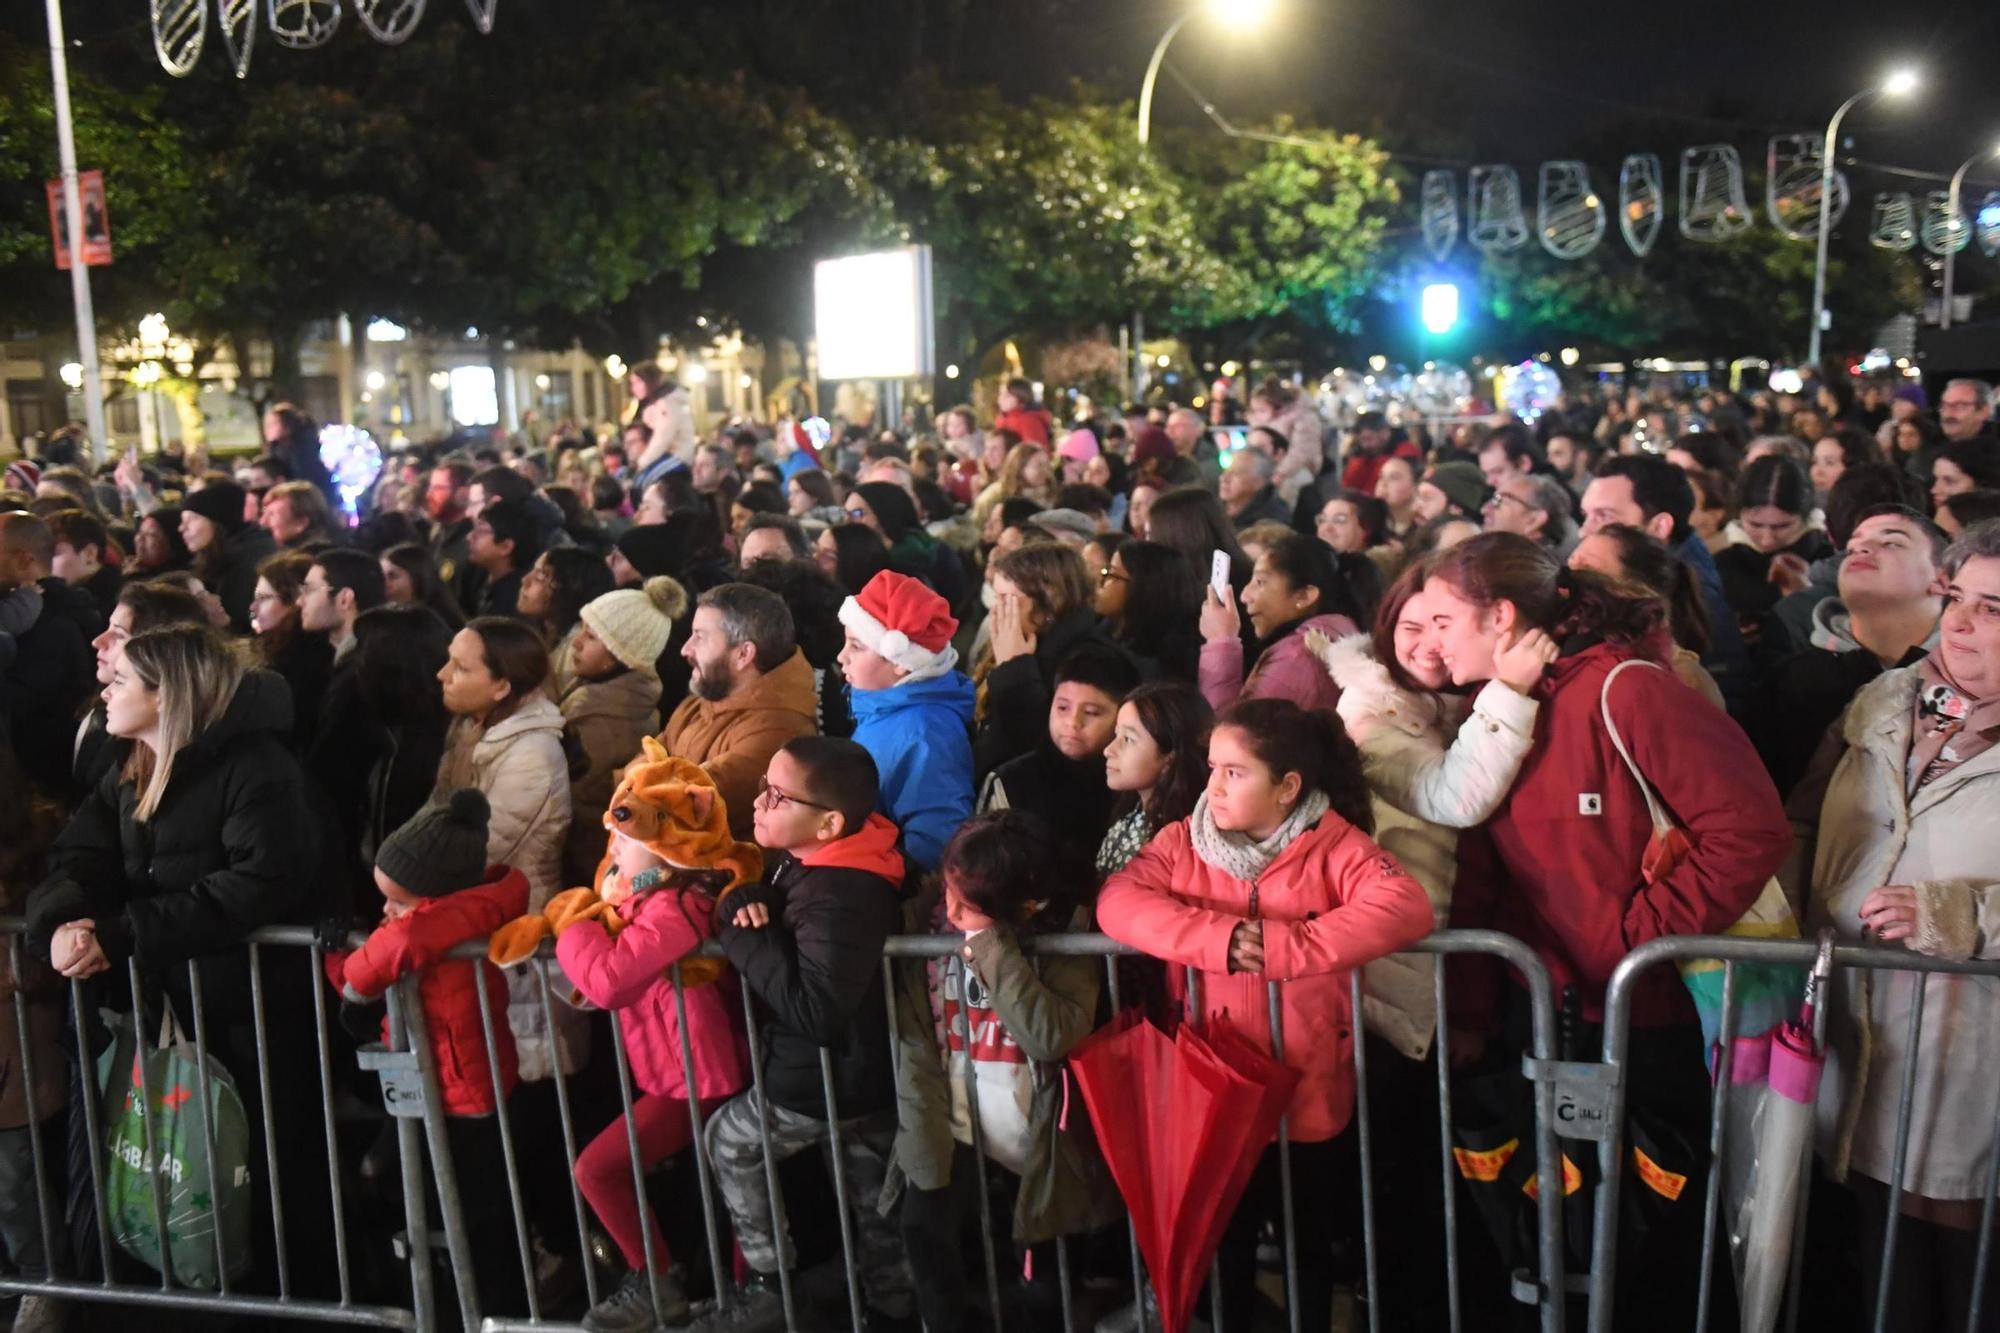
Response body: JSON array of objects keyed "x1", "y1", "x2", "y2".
[
  {"x1": 845, "y1": 507, "x2": 869, "y2": 521},
  {"x1": 755, "y1": 776, "x2": 832, "y2": 812},
  {"x1": 1097, "y1": 566, "x2": 1128, "y2": 585},
  {"x1": 1484, "y1": 490, "x2": 1532, "y2": 512}
]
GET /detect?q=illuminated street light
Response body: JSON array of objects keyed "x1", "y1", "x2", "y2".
[
  {"x1": 1808, "y1": 68, "x2": 1920, "y2": 364},
  {"x1": 603, "y1": 354, "x2": 627, "y2": 379},
  {"x1": 58, "y1": 362, "x2": 84, "y2": 390},
  {"x1": 1942, "y1": 140, "x2": 2000, "y2": 330},
  {"x1": 365, "y1": 370, "x2": 387, "y2": 391}
]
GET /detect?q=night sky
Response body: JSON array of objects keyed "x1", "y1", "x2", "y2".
[{"x1": 1128, "y1": 0, "x2": 2000, "y2": 191}]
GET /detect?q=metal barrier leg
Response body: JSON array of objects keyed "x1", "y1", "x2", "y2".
[
  {"x1": 183, "y1": 963, "x2": 233, "y2": 1296},
  {"x1": 385, "y1": 979, "x2": 438, "y2": 1333},
  {"x1": 1523, "y1": 973, "x2": 1565, "y2": 1333},
  {"x1": 1266, "y1": 981, "x2": 1300, "y2": 1333},
  {"x1": 1965, "y1": 1061, "x2": 2000, "y2": 1332},
  {"x1": 817, "y1": 1049, "x2": 869, "y2": 1333},
  {"x1": 1432, "y1": 962, "x2": 1462, "y2": 1333},
  {"x1": 671, "y1": 971, "x2": 729, "y2": 1306},
  {"x1": 737, "y1": 978, "x2": 799, "y2": 1328},
  {"x1": 403, "y1": 979, "x2": 481, "y2": 1331},
  {"x1": 532, "y1": 960, "x2": 600, "y2": 1311},
  {"x1": 1350, "y1": 971, "x2": 1381, "y2": 1333},
  {"x1": 306, "y1": 943, "x2": 355, "y2": 1306},
  {"x1": 1872, "y1": 976, "x2": 1930, "y2": 1333},
  {"x1": 946, "y1": 955, "x2": 1006, "y2": 1330},
  {"x1": 10, "y1": 938, "x2": 58, "y2": 1288},
  {"x1": 608, "y1": 1008, "x2": 669, "y2": 1323},
  {"x1": 68, "y1": 977, "x2": 116, "y2": 1282},
  {"x1": 1693, "y1": 962, "x2": 1741, "y2": 1333},
  {"x1": 1103, "y1": 957, "x2": 1151, "y2": 1333},
  {"x1": 125, "y1": 960, "x2": 174, "y2": 1291},
  {"x1": 250, "y1": 943, "x2": 292, "y2": 1299},
  {"x1": 473, "y1": 961, "x2": 540, "y2": 1319}
]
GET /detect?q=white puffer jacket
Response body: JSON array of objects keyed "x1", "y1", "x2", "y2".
[
  {"x1": 1797, "y1": 665, "x2": 2000, "y2": 1199},
  {"x1": 1317, "y1": 633, "x2": 1539, "y2": 1059},
  {"x1": 434, "y1": 694, "x2": 586, "y2": 1081}
]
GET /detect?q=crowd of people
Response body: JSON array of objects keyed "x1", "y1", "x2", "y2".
[{"x1": 0, "y1": 364, "x2": 1996, "y2": 1333}]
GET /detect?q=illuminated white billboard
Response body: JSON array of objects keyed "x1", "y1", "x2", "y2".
[{"x1": 813, "y1": 246, "x2": 935, "y2": 380}]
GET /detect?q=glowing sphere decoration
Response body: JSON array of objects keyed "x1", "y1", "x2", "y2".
[
  {"x1": 319, "y1": 424, "x2": 384, "y2": 517},
  {"x1": 1495, "y1": 361, "x2": 1563, "y2": 421}
]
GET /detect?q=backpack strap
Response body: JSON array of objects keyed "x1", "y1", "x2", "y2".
[{"x1": 1599, "y1": 659, "x2": 1674, "y2": 837}]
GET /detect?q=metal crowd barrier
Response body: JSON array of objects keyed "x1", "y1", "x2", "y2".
[
  {"x1": 0, "y1": 918, "x2": 1571, "y2": 1333},
  {"x1": 1586, "y1": 934, "x2": 2000, "y2": 1333}
]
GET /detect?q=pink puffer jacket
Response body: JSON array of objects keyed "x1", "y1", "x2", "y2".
[
  {"x1": 1097, "y1": 814, "x2": 1433, "y2": 1142},
  {"x1": 556, "y1": 882, "x2": 749, "y2": 1102}
]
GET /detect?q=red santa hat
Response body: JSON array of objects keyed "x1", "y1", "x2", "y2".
[{"x1": 838, "y1": 570, "x2": 959, "y2": 681}]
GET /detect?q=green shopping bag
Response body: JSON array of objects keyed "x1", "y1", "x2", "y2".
[{"x1": 96, "y1": 1008, "x2": 253, "y2": 1289}]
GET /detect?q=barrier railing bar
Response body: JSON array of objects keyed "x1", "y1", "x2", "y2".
[
  {"x1": 1965, "y1": 1062, "x2": 2000, "y2": 1333},
  {"x1": 183, "y1": 962, "x2": 231, "y2": 1296},
  {"x1": 737, "y1": 974, "x2": 798, "y2": 1329},
  {"x1": 125, "y1": 959, "x2": 174, "y2": 1292},
  {"x1": 608, "y1": 1007, "x2": 669, "y2": 1326},
  {"x1": 1693, "y1": 960, "x2": 1741, "y2": 1333},
  {"x1": 10, "y1": 934, "x2": 57, "y2": 1295},
  {"x1": 1103, "y1": 955, "x2": 1152, "y2": 1333},
  {"x1": 1871, "y1": 974, "x2": 1929, "y2": 1333},
  {"x1": 1432, "y1": 959, "x2": 1463, "y2": 1333},
  {"x1": 1266, "y1": 979, "x2": 1301, "y2": 1333},
  {"x1": 471, "y1": 954, "x2": 539, "y2": 1321},
  {"x1": 1350, "y1": 969, "x2": 1381, "y2": 1333},
  {"x1": 532, "y1": 958, "x2": 602, "y2": 1312},
  {"x1": 815, "y1": 1048, "x2": 868, "y2": 1333},
  {"x1": 948, "y1": 952, "x2": 1007, "y2": 1330},
  {"x1": 68, "y1": 973, "x2": 116, "y2": 1282},
  {"x1": 671, "y1": 967, "x2": 730, "y2": 1312},
  {"x1": 383, "y1": 979, "x2": 437, "y2": 1333},
  {"x1": 249, "y1": 942, "x2": 291, "y2": 1299},
  {"x1": 399, "y1": 979, "x2": 481, "y2": 1331},
  {"x1": 306, "y1": 941, "x2": 354, "y2": 1305}
]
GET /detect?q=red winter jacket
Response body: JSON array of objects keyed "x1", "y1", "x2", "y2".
[
  {"x1": 329, "y1": 868, "x2": 530, "y2": 1117},
  {"x1": 1098, "y1": 814, "x2": 1434, "y2": 1142},
  {"x1": 1450, "y1": 643, "x2": 1788, "y2": 1027},
  {"x1": 556, "y1": 880, "x2": 749, "y2": 1102},
  {"x1": 1339, "y1": 439, "x2": 1422, "y2": 496},
  {"x1": 993, "y1": 407, "x2": 1053, "y2": 448}
]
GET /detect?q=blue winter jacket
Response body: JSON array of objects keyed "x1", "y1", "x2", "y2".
[{"x1": 849, "y1": 671, "x2": 976, "y2": 871}]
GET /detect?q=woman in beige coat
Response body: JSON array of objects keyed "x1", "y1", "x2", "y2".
[{"x1": 1793, "y1": 519, "x2": 2000, "y2": 1326}]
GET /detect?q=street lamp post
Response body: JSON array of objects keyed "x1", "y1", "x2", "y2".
[
  {"x1": 1131, "y1": 0, "x2": 1272, "y2": 400},
  {"x1": 43, "y1": 0, "x2": 108, "y2": 459},
  {"x1": 1942, "y1": 143, "x2": 2000, "y2": 331},
  {"x1": 1807, "y1": 68, "x2": 1918, "y2": 368}
]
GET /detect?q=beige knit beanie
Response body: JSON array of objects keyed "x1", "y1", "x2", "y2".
[{"x1": 579, "y1": 575, "x2": 687, "y2": 671}]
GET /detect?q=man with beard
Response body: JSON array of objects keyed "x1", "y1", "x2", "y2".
[
  {"x1": 660, "y1": 582, "x2": 819, "y2": 839},
  {"x1": 424, "y1": 458, "x2": 479, "y2": 615}
]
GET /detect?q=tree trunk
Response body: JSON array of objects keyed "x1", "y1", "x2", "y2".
[{"x1": 267, "y1": 324, "x2": 304, "y2": 403}]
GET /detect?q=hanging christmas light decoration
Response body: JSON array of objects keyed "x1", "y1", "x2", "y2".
[
  {"x1": 1618, "y1": 153, "x2": 1664, "y2": 257},
  {"x1": 1496, "y1": 360, "x2": 1563, "y2": 421},
  {"x1": 1868, "y1": 192, "x2": 1917, "y2": 251},
  {"x1": 1468, "y1": 165, "x2": 1529, "y2": 252},
  {"x1": 1978, "y1": 191, "x2": 2000, "y2": 259},
  {"x1": 1679, "y1": 145, "x2": 1752, "y2": 241},
  {"x1": 317, "y1": 424, "x2": 384, "y2": 519},
  {"x1": 464, "y1": 0, "x2": 497, "y2": 34},
  {"x1": 268, "y1": 0, "x2": 341, "y2": 49},
  {"x1": 355, "y1": 0, "x2": 426, "y2": 42},
  {"x1": 151, "y1": 0, "x2": 207, "y2": 75},
  {"x1": 1537, "y1": 161, "x2": 1606, "y2": 260},
  {"x1": 1421, "y1": 170, "x2": 1459, "y2": 261},
  {"x1": 1921, "y1": 191, "x2": 1969, "y2": 255},
  {"x1": 218, "y1": 0, "x2": 257, "y2": 76},
  {"x1": 1765, "y1": 135, "x2": 1849, "y2": 241}
]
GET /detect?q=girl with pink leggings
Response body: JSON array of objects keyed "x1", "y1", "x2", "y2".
[{"x1": 557, "y1": 835, "x2": 749, "y2": 1333}]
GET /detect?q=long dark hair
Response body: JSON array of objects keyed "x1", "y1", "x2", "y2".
[
  {"x1": 824, "y1": 523, "x2": 892, "y2": 596},
  {"x1": 1259, "y1": 531, "x2": 1365, "y2": 630},
  {"x1": 1118, "y1": 680, "x2": 1213, "y2": 828},
  {"x1": 1587, "y1": 524, "x2": 1712, "y2": 656},
  {"x1": 1735, "y1": 454, "x2": 1813, "y2": 518},
  {"x1": 462, "y1": 615, "x2": 551, "y2": 725},
  {"x1": 1146, "y1": 486, "x2": 1248, "y2": 589},
  {"x1": 1214, "y1": 696, "x2": 1373, "y2": 835},
  {"x1": 353, "y1": 605, "x2": 453, "y2": 728},
  {"x1": 1370, "y1": 557, "x2": 1437, "y2": 696},
  {"x1": 252, "y1": 549, "x2": 313, "y2": 667},
  {"x1": 1430, "y1": 532, "x2": 1666, "y2": 649},
  {"x1": 1108, "y1": 540, "x2": 1200, "y2": 659},
  {"x1": 536, "y1": 547, "x2": 616, "y2": 642},
  {"x1": 942, "y1": 810, "x2": 1080, "y2": 925},
  {"x1": 382, "y1": 542, "x2": 466, "y2": 629}
]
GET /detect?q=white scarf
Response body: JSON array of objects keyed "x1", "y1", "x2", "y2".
[{"x1": 1189, "y1": 788, "x2": 1330, "y2": 883}]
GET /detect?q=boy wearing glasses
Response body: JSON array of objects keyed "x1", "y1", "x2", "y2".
[{"x1": 696, "y1": 737, "x2": 913, "y2": 1330}]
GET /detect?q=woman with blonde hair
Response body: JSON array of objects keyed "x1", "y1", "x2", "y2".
[{"x1": 973, "y1": 441, "x2": 1056, "y2": 525}]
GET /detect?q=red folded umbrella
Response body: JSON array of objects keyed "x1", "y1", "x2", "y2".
[{"x1": 1072, "y1": 1009, "x2": 1301, "y2": 1333}]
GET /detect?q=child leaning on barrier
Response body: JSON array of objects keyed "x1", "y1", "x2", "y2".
[
  {"x1": 324, "y1": 789, "x2": 530, "y2": 1318},
  {"x1": 550, "y1": 743, "x2": 754, "y2": 1333},
  {"x1": 886, "y1": 810, "x2": 1120, "y2": 1333},
  {"x1": 689, "y1": 737, "x2": 913, "y2": 1333}
]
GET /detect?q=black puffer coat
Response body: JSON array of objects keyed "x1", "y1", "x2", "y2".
[
  {"x1": 206, "y1": 523, "x2": 279, "y2": 635},
  {"x1": 26, "y1": 669, "x2": 316, "y2": 1025}
]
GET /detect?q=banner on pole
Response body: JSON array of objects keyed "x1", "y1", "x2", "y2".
[{"x1": 47, "y1": 171, "x2": 114, "y2": 269}]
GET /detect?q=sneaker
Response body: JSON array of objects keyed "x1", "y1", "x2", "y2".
[
  {"x1": 583, "y1": 1267, "x2": 690, "y2": 1332},
  {"x1": 12, "y1": 1296, "x2": 69, "y2": 1333},
  {"x1": 685, "y1": 1273, "x2": 789, "y2": 1333}
]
